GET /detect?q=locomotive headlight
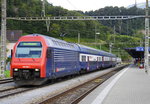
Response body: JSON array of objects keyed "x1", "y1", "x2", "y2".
[
  {"x1": 35, "y1": 69, "x2": 40, "y2": 71},
  {"x1": 14, "y1": 68, "x2": 18, "y2": 71}
]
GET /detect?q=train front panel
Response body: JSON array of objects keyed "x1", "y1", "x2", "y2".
[{"x1": 10, "y1": 35, "x2": 48, "y2": 85}]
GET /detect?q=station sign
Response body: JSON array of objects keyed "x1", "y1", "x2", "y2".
[
  {"x1": 136, "y1": 47, "x2": 144, "y2": 51},
  {"x1": 18, "y1": 42, "x2": 42, "y2": 47}
]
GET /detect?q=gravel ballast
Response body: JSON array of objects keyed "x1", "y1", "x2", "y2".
[{"x1": 0, "y1": 67, "x2": 118, "y2": 104}]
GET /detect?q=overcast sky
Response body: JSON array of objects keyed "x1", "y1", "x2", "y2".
[{"x1": 47, "y1": 0, "x2": 146, "y2": 11}]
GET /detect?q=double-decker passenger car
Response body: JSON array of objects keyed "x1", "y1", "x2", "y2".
[{"x1": 10, "y1": 34, "x2": 117, "y2": 85}]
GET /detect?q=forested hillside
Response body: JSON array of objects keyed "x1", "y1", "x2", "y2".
[
  {"x1": 6, "y1": 0, "x2": 112, "y2": 38},
  {"x1": 1, "y1": 0, "x2": 146, "y2": 61},
  {"x1": 85, "y1": 6, "x2": 145, "y2": 35}
]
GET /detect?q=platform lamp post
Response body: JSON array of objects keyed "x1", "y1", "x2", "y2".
[
  {"x1": 0, "y1": 0, "x2": 7, "y2": 78},
  {"x1": 144, "y1": 0, "x2": 150, "y2": 74}
]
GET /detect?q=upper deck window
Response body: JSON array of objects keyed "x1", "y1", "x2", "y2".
[{"x1": 16, "y1": 42, "x2": 42, "y2": 58}]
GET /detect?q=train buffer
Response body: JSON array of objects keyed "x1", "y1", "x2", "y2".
[{"x1": 78, "y1": 65, "x2": 150, "y2": 104}]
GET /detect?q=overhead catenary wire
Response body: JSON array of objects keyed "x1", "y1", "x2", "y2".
[{"x1": 66, "y1": 0, "x2": 78, "y2": 10}]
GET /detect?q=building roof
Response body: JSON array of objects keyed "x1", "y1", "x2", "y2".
[
  {"x1": 0, "y1": 30, "x2": 23, "y2": 42},
  {"x1": 125, "y1": 47, "x2": 147, "y2": 58}
]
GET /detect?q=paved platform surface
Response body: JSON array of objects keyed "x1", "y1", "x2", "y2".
[{"x1": 79, "y1": 65, "x2": 150, "y2": 104}]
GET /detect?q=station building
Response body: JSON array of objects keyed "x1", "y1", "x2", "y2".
[
  {"x1": 0, "y1": 30, "x2": 23, "y2": 56},
  {"x1": 125, "y1": 47, "x2": 148, "y2": 67}
]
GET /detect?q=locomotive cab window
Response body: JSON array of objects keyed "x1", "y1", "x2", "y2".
[{"x1": 16, "y1": 42, "x2": 42, "y2": 58}]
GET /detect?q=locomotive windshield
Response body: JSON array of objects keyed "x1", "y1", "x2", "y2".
[{"x1": 16, "y1": 42, "x2": 42, "y2": 58}]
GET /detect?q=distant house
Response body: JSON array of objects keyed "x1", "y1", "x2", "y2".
[
  {"x1": 0, "y1": 30, "x2": 23, "y2": 57},
  {"x1": 0, "y1": 30, "x2": 23, "y2": 43}
]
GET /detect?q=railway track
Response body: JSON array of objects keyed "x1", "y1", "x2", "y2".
[
  {"x1": 0, "y1": 78, "x2": 13, "y2": 84},
  {"x1": 39, "y1": 65, "x2": 127, "y2": 104},
  {"x1": 0, "y1": 79, "x2": 67, "y2": 99},
  {"x1": 0, "y1": 86, "x2": 36, "y2": 99},
  {"x1": 0, "y1": 65, "x2": 127, "y2": 104}
]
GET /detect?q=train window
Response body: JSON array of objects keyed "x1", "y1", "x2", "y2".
[
  {"x1": 70, "y1": 45, "x2": 72, "y2": 48},
  {"x1": 103, "y1": 57, "x2": 105, "y2": 61},
  {"x1": 104, "y1": 57, "x2": 108, "y2": 61},
  {"x1": 53, "y1": 40, "x2": 58, "y2": 46},
  {"x1": 64, "y1": 43, "x2": 66, "y2": 47},
  {"x1": 97, "y1": 57, "x2": 99, "y2": 61},
  {"x1": 110, "y1": 57, "x2": 112, "y2": 61},
  {"x1": 55, "y1": 41, "x2": 58, "y2": 46},
  {"x1": 59, "y1": 42, "x2": 61, "y2": 46},
  {"x1": 61, "y1": 43, "x2": 63, "y2": 47},
  {"x1": 16, "y1": 42, "x2": 42, "y2": 58},
  {"x1": 61, "y1": 42, "x2": 63, "y2": 47},
  {"x1": 69, "y1": 44, "x2": 71, "y2": 48},
  {"x1": 59, "y1": 42, "x2": 61, "y2": 47},
  {"x1": 63, "y1": 43, "x2": 65, "y2": 47},
  {"x1": 99, "y1": 57, "x2": 102, "y2": 61},
  {"x1": 56, "y1": 41, "x2": 59, "y2": 46},
  {"x1": 82, "y1": 55, "x2": 86, "y2": 62},
  {"x1": 109, "y1": 57, "x2": 110, "y2": 61}
]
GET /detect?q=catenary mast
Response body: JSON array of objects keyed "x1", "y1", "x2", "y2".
[{"x1": 0, "y1": 0, "x2": 7, "y2": 78}]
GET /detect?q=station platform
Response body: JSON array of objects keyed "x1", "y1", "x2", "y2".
[{"x1": 79, "y1": 65, "x2": 150, "y2": 104}]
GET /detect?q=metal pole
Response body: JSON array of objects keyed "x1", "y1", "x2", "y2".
[
  {"x1": 78, "y1": 33, "x2": 80, "y2": 43},
  {"x1": 144, "y1": 0, "x2": 149, "y2": 74},
  {"x1": 140, "y1": 40, "x2": 142, "y2": 47},
  {"x1": 109, "y1": 43, "x2": 112, "y2": 53},
  {"x1": 118, "y1": 48, "x2": 120, "y2": 57},
  {"x1": 0, "y1": 0, "x2": 7, "y2": 78},
  {"x1": 126, "y1": 20, "x2": 129, "y2": 35},
  {"x1": 42, "y1": 0, "x2": 50, "y2": 32},
  {"x1": 135, "y1": 0, "x2": 137, "y2": 7},
  {"x1": 95, "y1": 25, "x2": 97, "y2": 47},
  {"x1": 100, "y1": 44, "x2": 101, "y2": 50},
  {"x1": 41, "y1": 0, "x2": 46, "y2": 17}
]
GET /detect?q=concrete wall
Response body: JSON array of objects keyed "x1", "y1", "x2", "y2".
[{"x1": 7, "y1": 43, "x2": 15, "y2": 57}]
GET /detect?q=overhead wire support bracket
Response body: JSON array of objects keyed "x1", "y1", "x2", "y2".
[{"x1": 6, "y1": 15, "x2": 145, "y2": 21}]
